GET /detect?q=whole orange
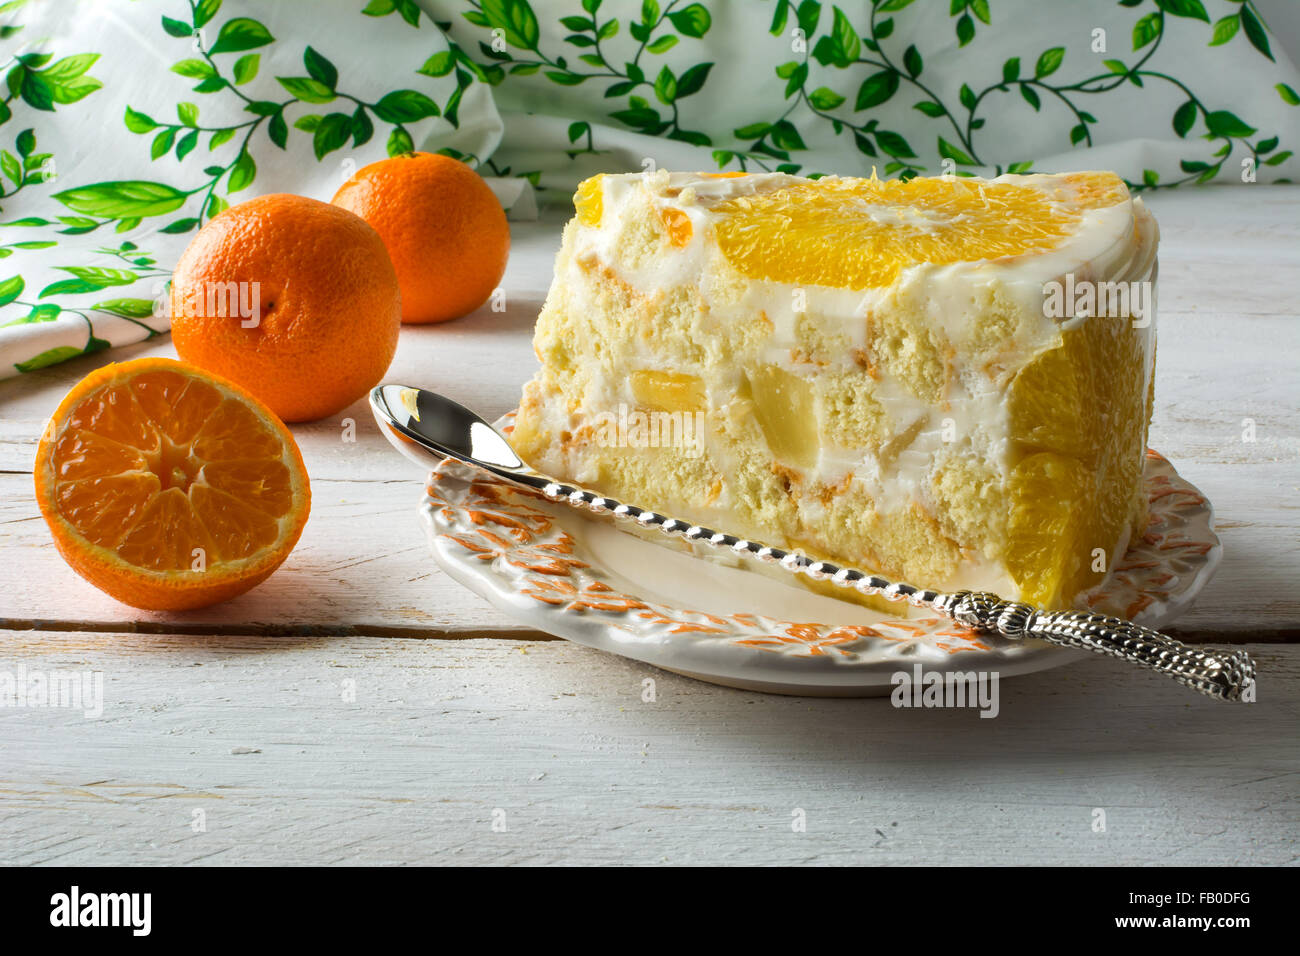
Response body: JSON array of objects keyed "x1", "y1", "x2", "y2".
[
  {"x1": 331, "y1": 153, "x2": 509, "y2": 324},
  {"x1": 170, "y1": 193, "x2": 401, "y2": 422}
]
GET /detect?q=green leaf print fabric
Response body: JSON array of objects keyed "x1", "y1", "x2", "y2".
[
  {"x1": 0, "y1": 0, "x2": 509, "y2": 378},
  {"x1": 1, "y1": 0, "x2": 1296, "y2": 379}
]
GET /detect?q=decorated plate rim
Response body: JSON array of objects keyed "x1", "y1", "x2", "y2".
[{"x1": 420, "y1": 419, "x2": 1221, "y2": 694}]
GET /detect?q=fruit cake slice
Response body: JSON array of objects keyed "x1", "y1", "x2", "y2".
[{"x1": 512, "y1": 169, "x2": 1158, "y2": 610}]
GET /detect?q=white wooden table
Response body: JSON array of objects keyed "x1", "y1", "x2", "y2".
[{"x1": 1, "y1": 187, "x2": 1296, "y2": 866}]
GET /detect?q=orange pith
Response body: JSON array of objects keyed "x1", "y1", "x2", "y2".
[
  {"x1": 331, "y1": 152, "x2": 510, "y2": 324},
  {"x1": 34, "y1": 358, "x2": 310, "y2": 611},
  {"x1": 170, "y1": 193, "x2": 401, "y2": 423},
  {"x1": 710, "y1": 172, "x2": 1127, "y2": 290}
]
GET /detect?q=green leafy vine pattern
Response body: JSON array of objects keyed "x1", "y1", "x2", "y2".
[
  {"x1": 0, "y1": 0, "x2": 1296, "y2": 376},
  {"x1": 427, "y1": 0, "x2": 1295, "y2": 187},
  {"x1": 0, "y1": 0, "x2": 482, "y2": 374}
]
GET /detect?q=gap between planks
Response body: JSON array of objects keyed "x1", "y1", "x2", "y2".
[
  {"x1": 0, "y1": 616, "x2": 1291, "y2": 644},
  {"x1": 0, "y1": 618, "x2": 562, "y2": 641}
]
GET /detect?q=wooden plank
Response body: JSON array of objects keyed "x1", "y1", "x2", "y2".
[
  {"x1": 0, "y1": 633, "x2": 1293, "y2": 866},
  {"x1": 1, "y1": 192, "x2": 1296, "y2": 637}
]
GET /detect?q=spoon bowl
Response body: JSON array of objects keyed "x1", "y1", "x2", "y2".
[{"x1": 370, "y1": 384, "x2": 528, "y2": 475}]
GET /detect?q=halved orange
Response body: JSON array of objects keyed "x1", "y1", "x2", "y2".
[{"x1": 33, "y1": 357, "x2": 310, "y2": 611}]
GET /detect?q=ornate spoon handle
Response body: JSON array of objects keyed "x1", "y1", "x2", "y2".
[
  {"x1": 932, "y1": 592, "x2": 1255, "y2": 702},
  {"x1": 522, "y1": 476, "x2": 1256, "y2": 703}
]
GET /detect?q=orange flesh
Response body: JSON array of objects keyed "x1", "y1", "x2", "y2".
[
  {"x1": 47, "y1": 367, "x2": 301, "y2": 574},
  {"x1": 711, "y1": 173, "x2": 1126, "y2": 290},
  {"x1": 657, "y1": 207, "x2": 693, "y2": 246}
]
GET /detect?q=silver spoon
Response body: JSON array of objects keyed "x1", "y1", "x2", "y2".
[{"x1": 370, "y1": 384, "x2": 1256, "y2": 703}]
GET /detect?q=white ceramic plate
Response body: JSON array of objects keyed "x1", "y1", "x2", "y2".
[{"x1": 423, "y1": 430, "x2": 1221, "y2": 696}]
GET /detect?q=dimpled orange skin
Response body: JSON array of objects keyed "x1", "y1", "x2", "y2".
[
  {"x1": 331, "y1": 153, "x2": 509, "y2": 324},
  {"x1": 170, "y1": 194, "x2": 401, "y2": 423}
]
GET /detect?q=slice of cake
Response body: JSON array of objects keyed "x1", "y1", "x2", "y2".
[{"x1": 512, "y1": 170, "x2": 1158, "y2": 611}]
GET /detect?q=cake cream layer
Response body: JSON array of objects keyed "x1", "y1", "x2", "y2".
[{"x1": 514, "y1": 169, "x2": 1159, "y2": 610}]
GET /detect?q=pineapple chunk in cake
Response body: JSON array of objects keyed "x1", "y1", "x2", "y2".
[{"x1": 513, "y1": 169, "x2": 1158, "y2": 610}]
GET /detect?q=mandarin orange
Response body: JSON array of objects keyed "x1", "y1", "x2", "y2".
[
  {"x1": 34, "y1": 357, "x2": 311, "y2": 611},
  {"x1": 331, "y1": 152, "x2": 509, "y2": 324},
  {"x1": 170, "y1": 193, "x2": 401, "y2": 422}
]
